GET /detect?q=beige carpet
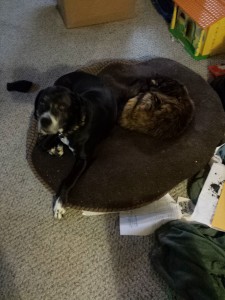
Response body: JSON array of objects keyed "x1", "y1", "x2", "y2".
[{"x1": 0, "y1": 1, "x2": 224, "y2": 299}]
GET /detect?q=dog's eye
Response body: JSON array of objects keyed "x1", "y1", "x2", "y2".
[{"x1": 39, "y1": 98, "x2": 46, "y2": 106}]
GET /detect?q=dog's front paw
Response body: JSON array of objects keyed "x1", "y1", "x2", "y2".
[
  {"x1": 48, "y1": 144, "x2": 64, "y2": 157},
  {"x1": 53, "y1": 198, "x2": 66, "y2": 219}
]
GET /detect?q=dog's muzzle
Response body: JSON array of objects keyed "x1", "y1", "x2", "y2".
[
  {"x1": 40, "y1": 116, "x2": 52, "y2": 128},
  {"x1": 38, "y1": 112, "x2": 59, "y2": 134}
]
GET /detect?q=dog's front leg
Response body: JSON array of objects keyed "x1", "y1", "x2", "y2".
[
  {"x1": 53, "y1": 157, "x2": 87, "y2": 219},
  {"x1": 53, "y1": 197, "x2": 66, "y2": 220}
]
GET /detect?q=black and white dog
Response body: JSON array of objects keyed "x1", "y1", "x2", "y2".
[{"x1": 34, "y1": 71, "x2": 117, "y2": 219}]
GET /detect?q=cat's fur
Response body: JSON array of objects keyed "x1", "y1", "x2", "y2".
[
  {"x1": 100, "y1": 68, "x2": 195, "y2": 139},
  {"x1": 119, "y1": 77, "x2": 195, "y2": 138}
]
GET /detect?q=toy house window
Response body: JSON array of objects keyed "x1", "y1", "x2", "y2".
[
  {"x1": 177, "y1": 9, "x2": 186, "y2": 26},
  {"x1": 186, "y1": 20, "x2": 196, "y2": 42},
  {"x1": 180, "y1": 12, "x2": 185, "y2": 20}
]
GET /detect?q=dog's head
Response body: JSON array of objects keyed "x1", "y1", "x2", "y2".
[{"x1": 34, "y1": 86, "x2": 81, "y2": 135}]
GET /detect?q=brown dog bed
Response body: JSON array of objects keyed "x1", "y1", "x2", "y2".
[{"x1": 26, "y1": 58, "x2": 225, "y2": 211}]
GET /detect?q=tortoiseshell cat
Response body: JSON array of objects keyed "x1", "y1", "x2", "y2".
[
  {"x1": 119, "y1": 77, "x2": 195, "y2": 138},
  {"x1": 100, "y1": 68, "x2": 195, "y2": 139}
]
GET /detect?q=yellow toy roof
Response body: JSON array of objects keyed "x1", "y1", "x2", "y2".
[{"x1": 174, "y1": 0, "x2": 225, "y2": 28}]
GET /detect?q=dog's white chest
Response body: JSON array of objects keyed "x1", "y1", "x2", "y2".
[
  {"x1": 60, "y1": 136, "x2": 69, "y2": 146},
  {"x1": 60, "y1": 136, "x2": 75, "y2": 153}
]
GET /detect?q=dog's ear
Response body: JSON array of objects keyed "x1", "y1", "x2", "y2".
[
  {"x1": 69, "y1": 92, "x2": 86, "y2": 123},
  {"x1": 69, "y1": 92, "x2": 83, "y2": 108},
  {"x1": 34, "y1": 90, "x2": 44, "y2": 120}
]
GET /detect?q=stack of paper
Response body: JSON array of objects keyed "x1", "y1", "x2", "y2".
[
  {"x1": 191, "y1": 163, "x2": 225, "y2": 231},
  {"x1": 119, "y1": 194, "x2": 182, "y2": 236},
  {"x1": 83, "y1": 194, "x2": 184, "y2": 236}
]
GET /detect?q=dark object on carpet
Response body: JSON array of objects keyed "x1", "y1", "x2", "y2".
[
  {"x1": 151, "y1": 220, "x2": 225, "y2": 300},
  {"x1": 7, "y1": 80, "x2": 37, "y2": 93},
  {"x1": 151, "y1": 0, "x2": 174, "y2": 23},
  {"x1": 211, "y1": 75, "x2": 225, "y2": 110},
  {"x1": 26, "y1": 58, "x2": 225, "y2": 211}
]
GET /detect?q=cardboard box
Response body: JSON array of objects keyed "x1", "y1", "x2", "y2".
[{"x1": 57, "y1": 0, "x2": 136, "y2": 28}]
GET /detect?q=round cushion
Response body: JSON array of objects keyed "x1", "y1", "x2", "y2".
[{"x1": 26, "y1": 58, "x2": 225, "y2": 211}]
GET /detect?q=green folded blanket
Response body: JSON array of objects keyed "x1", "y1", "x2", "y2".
[{"x1": 151, "y1": 220, "x2": 225, "y2": 300}]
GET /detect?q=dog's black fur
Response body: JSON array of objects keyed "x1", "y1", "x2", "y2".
[{"x1": 34, "y1": 71, "x2": 117, "y2": 218}]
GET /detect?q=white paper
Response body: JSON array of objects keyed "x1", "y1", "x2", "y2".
[
  {"x1": 191, "y1": 163, "x2": 225, "y2": 226},
  {"x1": 82, "y1": 211, "x2": 115, "y2": 216},
  {"x1": 119, "y1": 194, "x2": 182, "y2": 236}
]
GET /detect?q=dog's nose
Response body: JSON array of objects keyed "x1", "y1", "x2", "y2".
[{"x1": 40, "y1": 117, "x2": 52, "y2": 128}]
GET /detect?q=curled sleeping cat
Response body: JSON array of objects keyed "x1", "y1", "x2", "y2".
[{"x1": 100, "y1": 72, "x2": 195, "y2": 139}]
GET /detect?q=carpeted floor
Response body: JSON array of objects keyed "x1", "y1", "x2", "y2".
[{"x1": 0, "y1": 1, "x2": 224, "y2": 299}]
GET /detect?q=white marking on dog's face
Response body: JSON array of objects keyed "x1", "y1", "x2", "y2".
[
  {"x1": 53, "y1": 198, "x2": 66, "y2": 219},
  {"x1": 38, "y1": 111, "x2": 60, "y2": 134}
]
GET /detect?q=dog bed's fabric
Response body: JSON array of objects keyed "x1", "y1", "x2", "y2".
[{"x1": 26, "y1": 58, "x2": 225, "y2": 211}]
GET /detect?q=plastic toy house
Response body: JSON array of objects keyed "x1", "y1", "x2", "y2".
[{"x1": 170, "y1": 0, "x2": 225, "y2": 60}]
